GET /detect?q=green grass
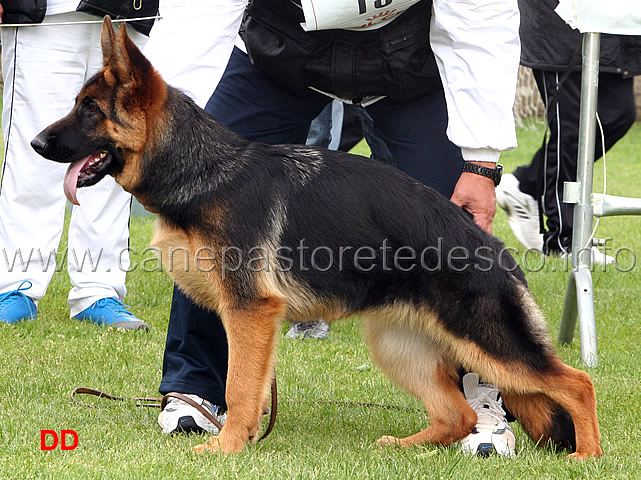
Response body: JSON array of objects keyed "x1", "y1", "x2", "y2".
[{"x1": 2, "y1": 122, "x2": 641, "y2": 479}]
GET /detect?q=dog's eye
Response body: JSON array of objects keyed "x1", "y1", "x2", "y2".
[{"x1": 81, "y1": 97, "x2": 101, "y2": 115}]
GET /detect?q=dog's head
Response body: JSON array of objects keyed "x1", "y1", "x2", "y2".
[{"x1": 31, "y1": 16, "x2": 166, "y2": 205}]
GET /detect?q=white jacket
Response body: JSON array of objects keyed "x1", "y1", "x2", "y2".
[{"x1": 144, "y1": 0, "x2": 520, "y2": 162}]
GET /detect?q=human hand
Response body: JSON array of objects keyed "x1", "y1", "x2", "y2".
[{"x1": 450, "y1": 162, "x2": 497, "y2": 234}]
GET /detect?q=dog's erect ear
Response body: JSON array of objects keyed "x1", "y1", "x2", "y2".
[
  {"x1": 100, "y1": 15, "x2": 162, "y2": 105},
  {"x1": 101, "y1": 15, "x2": 133, "y2": 84},
  {"x1": 116, "y1": 18, "x2": 156, "y2": 85},
  {"x1": 101, "y1": 16, "x2": 118, "y2": 69}
]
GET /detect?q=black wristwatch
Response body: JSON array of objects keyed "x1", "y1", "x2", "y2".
[{"x1": 461, "y1": 162, "x2": 503, "y2": 186}]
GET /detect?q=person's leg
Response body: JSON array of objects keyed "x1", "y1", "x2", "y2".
[
  {"x1": 306, "y1": 99, "x2": 345, "y2": 150},
  {"x1": 327, "y1": 100, "x2": 345, "y2": 151},
  {"x1": 514, "y1": 70, "x2": 635, "y2": 255},
  {"x1": 357, "y1": 107, "x2": 395, "y2": 166},
  {"x1": 306, "y1": 102, "x2": 333, "y2": 148},
  {"x1": 364, "y1": 89, "x2": 464, "y2": 198},
  {"x1": 503, "y1": 69, "x2": 563, "y2": 252},
  {"x1": 593, "y1": 73, "x2": 636, "y2": 152},
  {"x1": 66, "y1": 16, "x2": 149, "y2": 317},
  {"x1": 338, "y1": 104, "x2": 365, "y2": 152},
  {"x1": 160, "y1": 285, "x2": 229, "y2": 405},
  {"x1": 537, "y1": 70, "x2": 580, "y2": 255},
  {"x1": 206, "y1": 48, "x2": 330, "y2": 143},
  {"x1": 160, "y1": 47, "x2": 330, "y2": 402},
  {"x1": 0, "y1": 18, "x2": 92, "y2": 303}
]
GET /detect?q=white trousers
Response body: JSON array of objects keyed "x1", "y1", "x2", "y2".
[{"x1": 0, "y1": 12, "x2": 147, "y2": 316}]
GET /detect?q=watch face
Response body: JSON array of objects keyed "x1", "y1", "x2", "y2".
[{"x1": 494, "y1": 164, "x2": 503, "y2": 185}]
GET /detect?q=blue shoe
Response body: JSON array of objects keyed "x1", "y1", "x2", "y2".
[
  {"x1": 0, "y1": 281, "x2": 38, "y2": 324},
  {"x1": 73, "y1": 297, "x2": 149, "y2": 331}
]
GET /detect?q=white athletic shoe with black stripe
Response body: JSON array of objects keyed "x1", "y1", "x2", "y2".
[
  {"x1": 459, "y1": 373, "x2": 516, "y2": 457},
  {"x1": 158, "y1": 394, "x2": 226, "y2": 435},
  {"x1": 495, "y1": 173, "x2": 544, "y2": 251}
]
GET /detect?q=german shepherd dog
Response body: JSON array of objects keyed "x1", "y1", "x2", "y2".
[{"x1": 32, "y1": 18, "x2": 601, "y2": 459}]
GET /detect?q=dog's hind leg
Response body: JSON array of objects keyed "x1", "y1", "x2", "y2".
[
  {"x1": 442, "y1": 281, "x2": 601, "y2": 459},
  {"x1": 501, "y1": 391, "x2": 575, "y2": 451},
  {"x1": 363, "y1": 318, "x2": 477, "y2": 448},
  {"x1": 499, "y1": 359, "x2": 601, "y2": 460},
  {"x1": 194, "y1": 296, "x2": 286, "y2": 454}
]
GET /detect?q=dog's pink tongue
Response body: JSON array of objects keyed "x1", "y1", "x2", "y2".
[{"x1": 63, "y1": 158, "x2": 88, "y2": 206}]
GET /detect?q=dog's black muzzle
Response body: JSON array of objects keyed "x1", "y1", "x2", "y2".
[
  {"x1": 31, "y1": 130, "x2": 75, "y2": 164},
  {"x1": 30, "y1": 132, "x2": 50, "y2": 157}
]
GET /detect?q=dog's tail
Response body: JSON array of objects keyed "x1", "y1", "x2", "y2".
[{"x1": 502, "y1": 391, "x2": 576, "y2": 451}]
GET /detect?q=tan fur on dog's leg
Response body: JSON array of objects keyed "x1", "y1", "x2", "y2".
[
  {"x1": 194, "y1": 297, "x2": 285, "y2": 454},
  {"x1": 540, "y1": 362, "x2": 601, "y2": 459},
  {"x1": 498, "y1": 359, "x2": 601, "y2": 459},
  {"x1": 502, "y1": 391, "x2": 570, "y2": 447},
  {"x1": 364, "y1": 319, "x2": 477, "y2": 447},
  {"x1": 376, "y1": 365, "x2": 477, "y2": 447}
]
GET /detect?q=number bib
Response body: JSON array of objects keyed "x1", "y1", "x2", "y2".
[{"x1": 300, "y1": 0, "x2": 422, "y2": 31}]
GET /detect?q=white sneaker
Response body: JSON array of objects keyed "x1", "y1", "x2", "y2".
[
  {"x1": 561, "y1": 245, "x2": 615, "y2": 266},
  {"x1": 158, "y1": 393, "x2": 226, "y2": 435},
  {"x1": 459, "y1": 373, "x2": 516, "y2": 457},
  {"x1": 496, "y1": 174, "x2": 543, "y2": 251},
  {"x1": 286, "y1": 319, "x2": 330, "y2": 339}
]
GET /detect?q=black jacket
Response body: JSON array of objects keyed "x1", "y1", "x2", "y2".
[
  {"x1": 241, "y1": 0, "x2": 440, "y2": 102},
  {"x1": 519, "y1": 0, "x2": 641, "y2": 77},
  {"x1": 0, "y1": 0, "x2": 46, "y2": 24},
  {"x1": 0, "y1": 0, "x2": 158, "y2": 35}
]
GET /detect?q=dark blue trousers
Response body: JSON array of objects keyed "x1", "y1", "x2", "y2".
[{"x1": 159, "y1": 47, "x2": 464, "y2": 406}]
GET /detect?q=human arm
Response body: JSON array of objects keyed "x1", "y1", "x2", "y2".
[
  {"x1": 430, "y1": 0, "x2": 520, "y2": 232},
  {"x1": 450, "y1": 161, "x2": 498, "y2": 233}
]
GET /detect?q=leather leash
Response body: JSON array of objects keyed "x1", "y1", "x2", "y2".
[
  {"x1": 71, "y1": 379, "x2": 423, "y2": 445},
  {"x1": 70, "y1": 387, "x2": 162, "y2": 407},
  {"x1": 71, "y1": 376, "x2": 277, "y2": 443}
]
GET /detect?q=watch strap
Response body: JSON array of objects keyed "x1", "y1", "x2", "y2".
[{"x1": 461, "y1": 162, "x2": 503, "y2": 186}]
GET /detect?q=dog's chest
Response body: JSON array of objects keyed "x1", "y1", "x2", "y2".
[{"x1": 150, "y1": 220, "x2": 230, "y2": 312}]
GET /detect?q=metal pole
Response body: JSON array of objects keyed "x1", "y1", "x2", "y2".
[
  {"x1": 571, "y1": 33, "x2": 600, "y2": 269},
  {"x1": 558, "y1": 33, "x2": 601, "y2": 366}
]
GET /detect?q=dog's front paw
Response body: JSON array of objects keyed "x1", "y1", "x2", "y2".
[
  {"x1": 194, "y1": 434, "x2": 246, "y2": 454},
  {"x1": 194, "y1": 436, "x2": 221, "y2": 454},
  {"x1": 376, "y1": 435, "x2": 403, "y2": 448},
  {"x1": 566, "y1": 448, "x2": 603, "y2": 461}
]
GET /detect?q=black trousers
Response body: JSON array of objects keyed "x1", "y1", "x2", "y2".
[
  {"x1": 513, "y1": 69, "x2": 636, "y2": 255},
  {"x1": 159, "y1": 48, "x2": 464, "y2": 406}
]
